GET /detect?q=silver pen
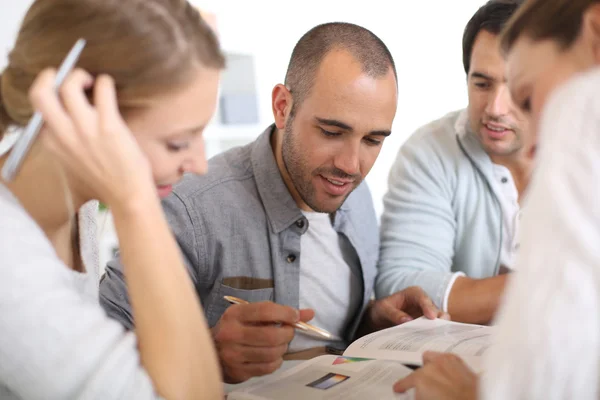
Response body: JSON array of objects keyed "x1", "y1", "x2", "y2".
[
  {"x1": 1, "y1": 38, "x2": 86, "y2": 182},
  {"x1": 224, "y1": 295, "x2": 343, "y2": 341}
]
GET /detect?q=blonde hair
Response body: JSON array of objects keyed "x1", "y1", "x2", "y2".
[
  {"x1": 500, "y1": 0, "x2": 600, "y2": 54},
  {"x1": 0, "y1": 0, "x2": 225, "y2": 139}
]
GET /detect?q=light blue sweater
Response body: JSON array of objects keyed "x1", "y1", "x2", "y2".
[{"x1": 376, "y1": 109, "x2": 505, "y2": 308}]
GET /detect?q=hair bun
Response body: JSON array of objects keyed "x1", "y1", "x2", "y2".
[{"x1": 0, "y1": 73, "x2": 14, "y2": 138}]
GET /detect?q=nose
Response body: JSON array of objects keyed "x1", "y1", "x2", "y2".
[
  {"x1": 179, "y1": 140, "x2": 208, "y2": 176},
  {"x1": 333, "y1": 139, "x2": 361, "y2": 177},
  {"x1": 179, "y1": 159, "x2": 207, "y2": 176},
  {"x1": 485, "y1": 84, "x2": 511, "y2": 118}
]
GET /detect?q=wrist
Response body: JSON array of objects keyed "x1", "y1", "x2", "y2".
[
  {"x1": 103, "y1": 168, "x2": 157, "y2": 211},
  {"x1": 109, "y1": 189, "x2": 161, "y2": 221}
]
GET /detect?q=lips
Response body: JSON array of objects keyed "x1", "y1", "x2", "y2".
[
  {"x1": 483, "y1": 122, "x2": 511, "y2": 139},
  {"x1": 156, "y1": 184, "x2": 173, "y2": 198},
  {"x1": 319, "y1": 175, "x2": 354, "y2": 196},
  {"x1": 485, "y1": 123, "x2": 509, "y2": 131},
  {"x1": 325, "y1": 177, "x2": 354, "y2": 186}
]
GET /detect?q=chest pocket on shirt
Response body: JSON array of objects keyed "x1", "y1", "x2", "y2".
[{"x1": 207, "y1": 279, "x2": 274, "y2": 327}]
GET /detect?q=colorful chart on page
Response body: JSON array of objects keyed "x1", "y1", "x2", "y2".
[
  {"x1": 332, "y1": 356, "x2": 371, "y2": 365},
  {"x1": 306, "y1": 373, "x2": 350, "y2": 390}
]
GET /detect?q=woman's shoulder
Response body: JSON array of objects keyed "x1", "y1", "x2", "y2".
[
  {"x1": 0, "y1": 183, "x2": 68, "y2": 280},
  {"x1": 0, "y1": 183, "x2": 48, "y2": 247},
  {"x1": 538, "y1": 67, "x2": 600, "y2": 155},
  {"x1": 543, "y1": 67, "x2": 600, "y2": 121}
]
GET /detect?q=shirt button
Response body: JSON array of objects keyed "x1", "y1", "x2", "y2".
[
  {"x1": 286, "y1": 254, "x2": 297, "y2": 263},
  {"x1": 501, "y1": 177, "x2": 508, "y2": 184},
  {"x1": 295, "y1": 219, "x2": 305, "y2": 229}
]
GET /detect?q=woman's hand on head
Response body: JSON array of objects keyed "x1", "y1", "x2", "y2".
[{"x1": 29, "y1": 67, "x2": 155, "y2": 207}]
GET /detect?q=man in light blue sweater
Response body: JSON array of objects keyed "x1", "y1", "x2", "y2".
[{"x1": 376, "y1": 0, "x2": 533, "y2": 324}]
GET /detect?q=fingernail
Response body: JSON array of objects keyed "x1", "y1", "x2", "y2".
[
  {"x1": 399, "y1": 316, "x2": 412, "y2": 324},
  {"x1": 295, "y1": 309, "x2": 300, "y2": 321}
]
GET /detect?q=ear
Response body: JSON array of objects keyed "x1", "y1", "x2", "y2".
[
  {"x1": 271, "y1": 84, "x2": 293, "y2": 130},
  {"x1": 582, "y1": 4, "x2": 600, "y2": 63}
]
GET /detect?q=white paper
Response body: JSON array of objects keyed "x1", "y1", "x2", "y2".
[
  {"x1": 344, "y1": 317, "x2": 493, "y2": 372},
  {"x1": 228, "y1": 355, "x2": 414, "y2": 400}
]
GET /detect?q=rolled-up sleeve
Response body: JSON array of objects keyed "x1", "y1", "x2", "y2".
[{"x1": 100, "y1": 191, "x2": 202, "y2": 330}]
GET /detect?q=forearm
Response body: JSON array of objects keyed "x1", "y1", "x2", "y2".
[
  {"x1": 448, "y1": 275, "x2": 508, "y2": 325},
  {"x1": 111, "y1": 196, "x2": 222, "y2": 399}
]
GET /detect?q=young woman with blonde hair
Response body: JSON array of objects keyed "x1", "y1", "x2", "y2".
[{"x1": 0, "y1": 0, "x2": 225, "y2": 398}]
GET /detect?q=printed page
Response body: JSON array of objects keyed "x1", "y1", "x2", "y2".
[
  {"x1": 344, "y1": 317, "x2": 493, "y2": 372},
  {"x1": 227, "y1": 355, "x2": 414, "y2": 400}
]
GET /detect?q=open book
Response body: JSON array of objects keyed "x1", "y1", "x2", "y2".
[{"x1": 228, "y1": 317, "x2": 493, "y2": 400}]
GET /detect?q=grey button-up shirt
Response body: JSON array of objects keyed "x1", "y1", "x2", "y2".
[{"x1": 100, "y1": 125, "x2": 379, "y2": 342}]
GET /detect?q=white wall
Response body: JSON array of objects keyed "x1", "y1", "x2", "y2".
[
  {"x1": 0, "y1": 0, "x2": 486, "y2": 216},
  {"x1": 0, "y1": 0, "x2": 31, "y2": 69},
  {"x1": 0, "y1": 0, "x2": 33, "y2": 154}
]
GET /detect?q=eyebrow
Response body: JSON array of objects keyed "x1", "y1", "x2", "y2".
[
  {"x1": 470, "y1": 71, "x2": 508, "y2": 83},
  {"x1": 315, "y1": 117, "x2": 391, "y2": 137},
  {"x1": 470, "y1": 71, "x2": 494, "y2": 81}
]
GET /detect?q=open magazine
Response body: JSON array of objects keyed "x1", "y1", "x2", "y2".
[{"x1": 228, "y1": 317, "x2": 493, "y2": 400}]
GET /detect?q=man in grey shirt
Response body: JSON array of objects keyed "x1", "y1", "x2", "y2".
[{"x1": 100, "y1": 22, "x2": 444, "y2": 383}]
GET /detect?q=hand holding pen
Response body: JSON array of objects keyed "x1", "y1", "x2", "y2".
[
  {"x1": 224, "y1": 296, "x2": 340, "y2": 340},
  {"x1": 5, "y1": 39, "x2": 156, "y2": 207},
  {"x1": 212, "y1": 298, "x2": 316, "y2": 384}
]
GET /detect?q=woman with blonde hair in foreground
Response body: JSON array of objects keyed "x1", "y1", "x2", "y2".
[
  {"x1": 394, "y1": 0, "x2": 600, "y2": 399},
  {"x1": 0, "y1": 0, "x2": 224, "y2": 398}
]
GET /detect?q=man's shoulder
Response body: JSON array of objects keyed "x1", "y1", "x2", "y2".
[
  {"x1": 399, "y1": 109, "x2": 469, "y2": 165},
  {"x1": 343, "y1": 181, "x2": 377, "y2": 223},
  {"x1": 405, "y1": 109, "x2": 463, "y2": 148},
  {"x1": 171, "y1": 142, "x2": 256, "y2": 201},
  {"x1": 345, "y1": 180, "x2": 373, "y2": 206}
]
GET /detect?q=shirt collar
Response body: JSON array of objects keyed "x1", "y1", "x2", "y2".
[
  {"x1": 251, "y1": 125, "x2": 304, "y2": 233},
  {"x1": 250, "y1": 125, "x2": 351, "y2": 233},
  {"x1": 455, "y1": 109, "x2": 496, "y2": 176}
]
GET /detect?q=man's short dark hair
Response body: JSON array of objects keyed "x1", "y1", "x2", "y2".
[
  {"x1": 462, "y1": 0, "x2": 524, "y2": 75},
  {"x1": 284, "y1": 22, "x2": 397, "y2": 112}
]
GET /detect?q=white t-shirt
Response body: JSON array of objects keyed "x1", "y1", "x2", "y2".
[
  {"x1": 288, "y1": 211, "x2": 362, "y2": 353},
  {"x1": 492, "y1": 163, "x2": 522, "y2": 270},
  {"x1": 481, "y1": 68, "x2": 600, "y2": 400}
]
